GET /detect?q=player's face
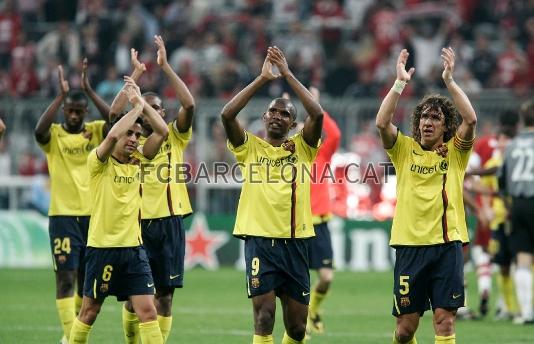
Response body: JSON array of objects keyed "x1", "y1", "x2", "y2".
[
  {"x1": 263, "y1": 99, "x2": 296, "y2": 139},
  {"x1": 141, "y1": 95, "x2": 165, "y2": 134},
  {"x1": 419, "y1": 106, "x2": 446, "y2": 147},
  {"x1": 63, "y1": 101, "x2": 88, "y2": 130},
  {"x1": 119, "y1": 123, "x2": 143, "y2": 155}
]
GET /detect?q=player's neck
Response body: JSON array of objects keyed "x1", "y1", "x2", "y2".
[
  {"x1": 111, "y1": 150, "x2": 131, "y2": 164},
  {"x1": 62, "y1": 122, "x2": 84, "y2": 134},
  {"x1": 420, "y1": 138, "x2": 444, "y2": 151},
  {"x1": 264, "y1": 135, "x2": 287, "y2": 147}
]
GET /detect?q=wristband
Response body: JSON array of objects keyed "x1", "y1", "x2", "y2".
[{"x1": 392, "y1": 79, "x2": 407, "y2": 94}]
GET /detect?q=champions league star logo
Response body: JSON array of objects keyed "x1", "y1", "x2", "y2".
[{"x1": 185, "y1": 213, "x2": 229, "y2": 270}]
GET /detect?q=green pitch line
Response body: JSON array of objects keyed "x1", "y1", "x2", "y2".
[{"x1": 0, "y1": 269, "x2": 533, "y2": 343}]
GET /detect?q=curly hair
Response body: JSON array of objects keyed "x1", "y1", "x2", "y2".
[{"x1": 411, "y1": 94, "x2": 460, "y2": 144}]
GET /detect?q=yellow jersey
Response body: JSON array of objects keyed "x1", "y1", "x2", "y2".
[
  {"x1": 87, "y1": 149, "x2": 142, "y2": 248},
  {"x1": 138, "y1": 122, "x2": 192, "y2": 219},
  {"x1": 386, "y1": 131, "x2": 473, "y2": 246},
  {"x1": 229, "y1": 132, "x2": 319, "y2": 239},
  {"x1": 38, "y1": 121, "x2": 105, "y2": 216},
  {"x1": 480, "y1": 156, "x2": 506, "y2": 229}
]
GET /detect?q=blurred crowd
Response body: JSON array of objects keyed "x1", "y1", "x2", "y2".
[
  {"x1": 1, "y1": 0, "x2": 533, "y2": 217},
  {"x1": 0, "y1": 0, "x2": 533, "y2": 101}
]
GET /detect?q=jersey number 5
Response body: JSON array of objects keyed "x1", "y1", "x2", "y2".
[{"x1": 399, "y1": 275, "x2": 410, "y2": 295}]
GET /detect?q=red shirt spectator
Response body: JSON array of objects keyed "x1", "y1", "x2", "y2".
[{"x1": 311, "y1": 111, "x2": 341, "y2": 216}]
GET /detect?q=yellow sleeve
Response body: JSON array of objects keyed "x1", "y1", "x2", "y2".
[
  {"x1": 227, "y1": 131, "x2": 251, "y2": 163},
  {"x1": 449, "y1": 133, "x2": 475, "y2": 171},
  {"x1": 294, "y1": 132, "x2": 320, "y2": 162},
  {"x1": 87, "y1": 148, "x2": 107, "y2": 177},
  {"x1": 88, "y1": 120, "x2": 106, "y2": 142},
  {"x1": 169, "y1": 121, "x2": 192, "y2": 149},
  {"x1": 37, "y1": 124, "x2": 58, "y2": 153},
  {"x1": 385, "y1": 130, "x2": 410, "y2": 167}
]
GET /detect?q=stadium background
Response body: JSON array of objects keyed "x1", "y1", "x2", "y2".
[{"x1": 0, "y1": 0, "x2": 534, "y2": 343}]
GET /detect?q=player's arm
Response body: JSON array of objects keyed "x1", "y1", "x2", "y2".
[
  {"x1": 0, "y1": 118, "x2": 5, "y2": 141},
  {"x1": 442, "y1": 47, "x2": 477, "y2": 142},
  {"x1": 313, "y1": 86, "x2": 341, "y2": 157},
  {"x1": 34, "y1": 65, "x2": 69, "y2": 144},
  {"x1": 81, "y1": 57, "x2": 110, "y2": 122},
  {"x1": 221, "y1": 54, "x2": 279, "y2": 147},
  {"x1": 155, "y1": 35, "x2": 195, "y2": 132},
  {"x1": 269, "y1": 46, "x2": 323, "y2": 147},
  {"x1": 109, "y1": 48, "x2": 146, "y2": 120},
  {"x1": 376, "y1": 49, "x2": 415, "y2": 149},
  {"x1": 96, "y1": 87, "x2": 144, "y2": 162},
  {"x1": 123, "y1": 76, "x2": 169, "y2": 159}
]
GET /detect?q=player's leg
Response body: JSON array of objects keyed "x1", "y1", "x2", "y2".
[
  {"x1": 491, "y1": 223, "x2": 518, "y2": 319},
  {"x1": 429, "y1": 242, "x2": 464, "y2": 344},
  {"x1": 151, "y1": 215, "x2": 186, "y2": 342},
  {"x1": 124, "y1": 246, "x2": 162, "y2": 343},
  {"x1": 510, "y1": 199, "x2": 534, "y2": 323},
  {"x1": 154, "y1": 287, "x2": 174, "y2": 342},
  {"x1": 123, "y1": 299, "x2": 140, "y2": 344},
  {"x1": 514, "y1": 252, "x2": 533, "y2": 323},
  {"x1": 432, "y1": 308, "x2": 457, "y2": 343},
  {"x1": 279, "y1": 293, "x2": 307, "y2": 343},
  {"x1": 393, "y1": 313, "x2": 420, "y2": 344},
  {"x1": 251, "y1": 292, "x2": 276, "y2": 343},
  {"x1": 49, "y1": 216, "x2": 84, "y2": 341},
  {"x1": 69, "y1": 296, "x2": 104, "y2": 344},
  {"x1": 245, "y1": 237, "x2": 282, "y2": 344},
  {"x1": 392, "y1": 246, "x2": 432, "y2": 343},
  {"x1": 131, "y1": 295, "x2": 163, "y2": 344},
  {"x1": 75, "y1": 216, "x2": 91, "y2": 316},
  {"x1": 307, "y1": 222, "x2": 334, "y2": 334}
]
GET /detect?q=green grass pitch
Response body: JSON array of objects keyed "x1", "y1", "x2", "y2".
[{"x1": 1, "y1": 268, "x2": 533, "y2": 343}]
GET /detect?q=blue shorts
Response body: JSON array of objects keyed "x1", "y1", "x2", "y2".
[
  {"x1": 392, "y1": 241, "x2": 464, "y2": 316},
  {"x1": 245, "y1": 237, "x2": 311, "y2": 305},
  {"x1": 490, "y1": 222, "x2": 513, "y2": 266},
  {"x1": 141, "y1": 216, "x2": 185, "y2": 289},
  {"x1": 83, "y1": 246, "x2": 154, "y2": 301},
  {"x1": 308, "y1": 222, "x2": 333, "y2": 269},
  {"x1": 48, "y1": 216, "x2": 89, "y2": 271}
]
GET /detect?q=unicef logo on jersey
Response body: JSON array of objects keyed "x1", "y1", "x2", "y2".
[{"x1": 439, "y1": 160, "x2": 449, "y2": 172}]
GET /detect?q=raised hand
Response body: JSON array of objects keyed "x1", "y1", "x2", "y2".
[
  {"x1": 441, "y1": 47, "x2": 455, "y2": 82},
  {"x1": 58, "y1": 65, "x2": 69, "y2": 95},
  {"x1": 123, "y1": 76, "x2": 143, "y2": 105},
  {"x1": 131, "y1": 48, "x2": 146, "y2": 73},
  {"x1": 81, "y1": 58, "x2": 89, "y2": 91},
  {"x1": 267, "y1": 46, "x2": 290, "y2": 77},
  {"x1": 396, "y1": 49, "x2": 415, "y2": 82},
  {"x1": 154, "y1": 35, "x2": 168, "y2": 67},
  {"x1": 260, "y1": 54, "x2": 281, "y2": 80}
]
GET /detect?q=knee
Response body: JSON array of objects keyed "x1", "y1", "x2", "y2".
[
  {"x1": 434, "y1": 312, "x2": 455, "y2": 335},
  {"x1": 57, "y1": 278, "x2": 75, "y2": 297},
  {"x1": 254, "y1": 306, "x2": 275, "y2": 332},
  {"x1": 155, "y1": 292, "x2": 173, "y2": 316},
  {"x1": 78, "y1": 304, "x2": 100, "y2": 325},
  {"x1": 395, "y1": 325, "x2": 416, "y2": 343},
  {"x1": 286, "y1": 323, "x2": 306, "y2": 341},
  {"x1": 395, "y1": 318, "x2": 418, "y2": 343},
  {"x1": 135, "y1": 303, "x2": 158, "y2": 322}
]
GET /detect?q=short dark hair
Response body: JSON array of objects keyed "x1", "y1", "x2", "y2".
[
  {"x1": 110, "y1": 112, "x2": 144, "y2": 128},
  {"x1": 271, "y1": 98, "x2": 297, "y2": 120},
  {"x1": 520, "y1": 100, "x2": 534, "y2": 127},
  {"x1": 65, "y1": 89, "x2": 88, "y2": 105},
  {"x1": 411, "y1": 94, "x2": 460, "y2": 144}
]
